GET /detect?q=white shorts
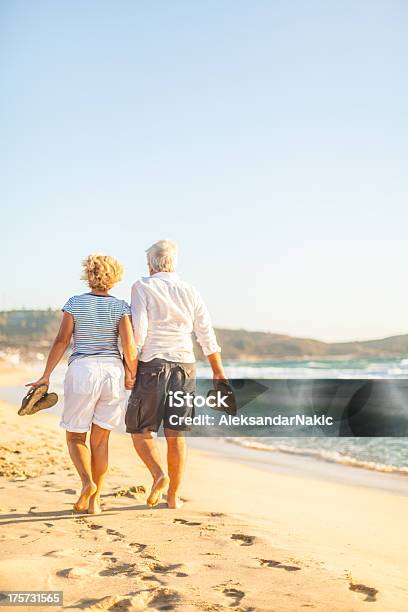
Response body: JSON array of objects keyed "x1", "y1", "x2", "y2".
[{"x1": 61, "y1": 356, "x2": 126, "y2": 433}]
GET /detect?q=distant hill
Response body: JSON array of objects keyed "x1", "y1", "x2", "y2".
[
  {"x1": 0, "y1": 310, "x2": 62, "y2": 354},
  {"x1": 0, "y1": 309, "x2": 407, "y2": 360},
  {"x1": 213, "y1": 329, "x2": 408, "y2": 359}
]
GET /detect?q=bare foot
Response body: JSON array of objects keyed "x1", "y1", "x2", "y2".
[
  {"x1": 88, "y1": 494, "x2": 102, "y2": 515},
  {"x1": 73, "y1": 481, "x2": 97, "y2": 512},
  {"x1": 147, "y1": 475, "x2": 170, "y2": 507},
  {"x1": 167, "y1": 492, "x2": 184, "y2": 509}
]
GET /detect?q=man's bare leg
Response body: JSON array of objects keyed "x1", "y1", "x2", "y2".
[
  {"x1": 164, "y1": 429, "x2": 186, "y2": 509},
  {"x1": 66, "y1": 431, "x2": 97, "y2": 512},
  {"x1": 88, "y1": 424, "x2": 111, "y2": 514},
  {"x1": 131, "y1": 432, "x2": 169, "y2": 506}
]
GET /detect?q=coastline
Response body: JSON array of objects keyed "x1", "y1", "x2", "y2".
[
  {"x1": 1, "y1": 398, "x2": 407, "y2": 610},
  {"x1": 188, "y1": 437, "x2": 408, "y2": 497},
  {"x1": 2, "y1": 360, "x2": 407, "y2": 483}
]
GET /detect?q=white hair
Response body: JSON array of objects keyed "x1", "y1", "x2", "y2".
[{"x1": 146, "y1": 240, "x2": 178, "y2": 273}]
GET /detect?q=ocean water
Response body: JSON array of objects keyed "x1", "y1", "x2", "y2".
[
  {"x1": 218, "y1": 357, "x2": 408, "y2": 476},
  {"x1": 3, "y1": 357, "x2": 407, "y2": 476}
]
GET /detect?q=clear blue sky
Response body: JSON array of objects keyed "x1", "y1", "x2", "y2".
[{"x1": 1, "y1": 1, "x2": 407, "y2": 342}]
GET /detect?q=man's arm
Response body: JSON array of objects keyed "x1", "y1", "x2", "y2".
[
  {"x1": 131, "y1": 281, "x2": 148, "y2": 354},
  {"x1": 207, "y1": 351, "x2": 226, "y2": 380},
  {"x1": 193, "y1": 291, "x2": 226, "y2": 381}
]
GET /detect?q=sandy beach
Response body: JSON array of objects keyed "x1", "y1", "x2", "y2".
[
  {"x1": 1, "y1": 384, "x2": 408, "y2": 610},
  {"x1": 0, "y1": 362, "x2": 39, "y2": 388}
]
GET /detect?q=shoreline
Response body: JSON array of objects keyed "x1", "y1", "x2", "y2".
[
  {"x1": 3, "y1": 378, "x2": 408, "y2": 491},
  {"x1": 1, "y1": 366, "x2": 407, "y2": 491},
  {"x1": 188, "y1": 437, "x2": 408, "y2": 497}
]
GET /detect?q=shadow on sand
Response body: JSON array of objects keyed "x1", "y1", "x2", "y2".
[{"x1": 0, "y1": 501, "x2": 168, "y2": 526}]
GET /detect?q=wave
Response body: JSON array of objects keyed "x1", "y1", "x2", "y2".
[
  {"x1": 225, "y1": 438, "x2": 408, "y2": 476},
  {"x1": 195, "y1": 357, "x2": 408, "y2": 380}
]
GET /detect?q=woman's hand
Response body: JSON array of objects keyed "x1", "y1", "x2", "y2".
[
  {"x1": 26, "y1": 374, "x2": 50, "y2": 389},
  {"x1": 125, "y1": 374, "x2": 135, "y2": 390},
  {"x1": 119, "y1": 316, "x2": 138, "y2": 390}
]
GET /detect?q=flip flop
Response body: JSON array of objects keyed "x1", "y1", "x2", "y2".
[
  {"x1": 18, "y1": 384, "x2": 48, "y2": 416},
  {"x1": 26, "y1": 391, "x2": 58, "y2": 415}
]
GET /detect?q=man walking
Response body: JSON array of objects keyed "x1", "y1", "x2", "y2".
[{"x1": 125, "y1": 240, "x2": 226, "y2": 509}]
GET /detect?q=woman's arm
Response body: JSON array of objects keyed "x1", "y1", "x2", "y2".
[
  {"x1": 119, "y1": 315, "x2": 138, "y2": 389},
  {"x1": 26, "y1": 312, "x2": 74, "y2": 388}
]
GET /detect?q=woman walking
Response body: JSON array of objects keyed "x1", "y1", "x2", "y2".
[{"x1": 26, "y1": 254, "x2": 137, "y2": 514}]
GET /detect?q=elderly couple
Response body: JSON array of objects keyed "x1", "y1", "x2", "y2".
[{"x1": 27, "y1": 240, "x2": 226, "y2": 514}]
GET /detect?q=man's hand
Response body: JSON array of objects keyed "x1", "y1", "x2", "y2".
[
  {"x1": 125, "y1": 375, "x2": 136, "y2": 390},
  {"x1": 207, "y1": 378, "x2": 237, "y2": 416}
]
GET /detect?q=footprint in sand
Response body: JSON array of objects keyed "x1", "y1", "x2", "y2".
[
  {"x1": 99, "y1": 562, "x2": 138, "y2": 577},
  {"x1": 173, "y1": 518, "x2": 202, "y2": 526},
  {"x1": 223, "y1": 587, "x2": 245, "y2": 607},
  {"x1": 74, "y1": 518, "x2": 105, "y2": 532},
  {"x1": 106, "y1": 528, "x2": 125, "y2": 541},
  {"x1": 200, "y1": 524, "x2": 217, "y2": 533},
  {"x1": 141, "y1": 574, "x2": 164, "y2": 584},
  {"x1": 349, "y1": 582, "x2": 378, "y2": 602},
  {"x1": 112, "y1": 485, "x2": 146, "y2": 499},
  {"x1": 128, "y1": 542, "x2": 148, "y2": 553},
  {"x1": 214, "y1": 582, "x2": 245, "y2": 608},
  {"x1": 57, "y1": 566, "x2": 96, "y2": 579},
  {"x1": 44, "y1": 549, "x2": 76, "y2": 558},
  {"x1": 146, "y1": 561, "x2": 189, "y2": 578},
  {"x1": 230, "y1": 533, "x2": 256, "y2": 546},
  {"x1": 148, "y1": 587, "x2": 181, "y2": 609},
  {"x1": 73, "y1": 586, "x2": 180, "y2": 610},
  {"x1": 257, "y1": 558, "x2": 301, "y2": 572},
  {"x1": 138, "y1": 546, "x2": 158, "y2": 561}
]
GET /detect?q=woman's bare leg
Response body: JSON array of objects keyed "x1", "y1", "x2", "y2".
[
  {"x1": 66, "y1": 431, "x2": 97, "y2": 512},
  {"x1": 88, "y1": 424, "x2": 111, "y2": 514},
  {"x1": 131, "y1": 432, "x2": 169, "y2": 506}
]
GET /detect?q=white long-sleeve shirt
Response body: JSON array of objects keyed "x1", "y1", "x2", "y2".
[{"x1": 130, "y1": 272, "x2": 221, "y2": 363}]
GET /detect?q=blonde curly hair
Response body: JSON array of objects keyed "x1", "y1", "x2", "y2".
[{"x1": 81, "y1": 253, "x2": 124, "y2": 292}]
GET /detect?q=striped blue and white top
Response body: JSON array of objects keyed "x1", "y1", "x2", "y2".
[{"x1": 62, "y1": 293, "x2": 131, "y2": 364}]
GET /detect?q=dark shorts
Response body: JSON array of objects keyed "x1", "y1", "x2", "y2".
[{"x1": 125, "y1": 358, "x2": 196, "y2": 434}]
